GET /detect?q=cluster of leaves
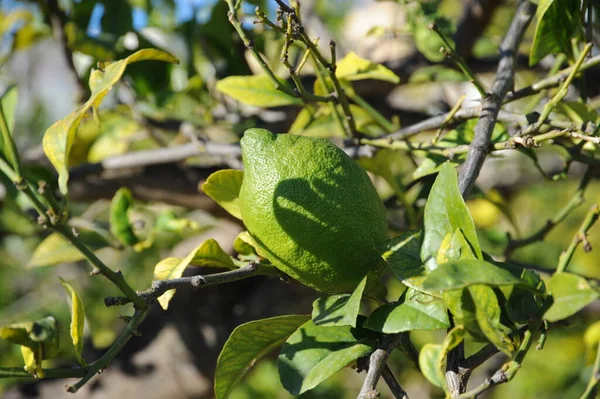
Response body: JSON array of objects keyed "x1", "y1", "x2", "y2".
[{"x1": 0, "y1": 0, "x2": 598, "y2": 398}]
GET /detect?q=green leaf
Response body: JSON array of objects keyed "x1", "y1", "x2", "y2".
[
  {"x1": 59, "y1": 278, "x2": 87, "y2": 366},
  {"x1": 0, "y1": 85, "x2": 18, "y2": 137},
  {"x1": 544, "y1": 272, "x2": 599, "y2": 322},
  {"x1": 42, "y1": 48, "x2": 178, "y2": 194},
  {"x1": 423, "y1": 259, "x2": 526, "y2": 291},
  {"x1": 335, "y1": 52, "x2": 400, "y2": 83},
  {"x1": 28, "y1": 230, "x2": 111, "y2": 267},
  {"x1": 153, "y1": 239, "x2": 233, "y2": 309},
  {"x1": 0, "y1": 316, "x2": 60, "y2": 378},
  {"x1": 312, "y1": 275, "x2": 367, "y2": 327},
  {"x1": 421, "y1": 163, "x2": 482, "y2": 271},
  {"x1": 469, "y1": 285, "x2": 515, "y2": 356},
  {"x1": 214, "y1": 315, "x2": 309, "y2": 399},
  {"x1": 190, "y1": 238, "x2": 235, "y2": 269},
  {"x1": 364, "y1": 294, "x2": 449, "y2": 333},
  {"x1": 201, "y1": 169, "x2": 244, "y2": 220},
  {"x1": 419, "y1": 326, "x2": 464, "y2": 389},
  {"x1": 278, "y1": 320, "x2": 375, "y2": 396},
  {"x1": 154, "y1": 210, "x2": 200, "y2": 233},
  {"x1": 530, "y1": 0, "x2": 582, "y2": 65},
  {"x1": 376, "y1": 232, "x2": 428, "y2": 293},
  {"x1": 109, "y1": 187, "x2": 138, "y2": 246},
  {"x1": 215, "y1": 75, "x2": 301, "y2": 107},
  {"x1": 233, "y1": 231, "x2": 258, "y2": 257}
]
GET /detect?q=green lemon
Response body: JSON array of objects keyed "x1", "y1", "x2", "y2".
[{"x1": 239, "y1": 129, "x2": 389, "y2": 293}]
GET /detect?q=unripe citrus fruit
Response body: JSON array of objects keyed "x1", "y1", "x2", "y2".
[{"x1": 239, "y1": 129, "x2": 388, "y2": 293}]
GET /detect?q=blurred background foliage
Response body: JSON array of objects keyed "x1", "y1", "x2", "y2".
[{"x1": 0, "y1": 0, "x2": 599, "y2": 398}]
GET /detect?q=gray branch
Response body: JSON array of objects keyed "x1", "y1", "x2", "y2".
[
  {"x1": 358, "y1": 334, "x2": 409, "y2": 399},
  {"x1": 457, "y1": 0, "x2": 536, "y2": 197}
]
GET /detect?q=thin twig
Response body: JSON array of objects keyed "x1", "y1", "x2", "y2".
[
  {"x1": 556, "y1": 203, "x2": 600, "y2": 273},
  {"x1": 579, "y1": 342, "x2": 600, "y2": 399},
  {"x1": 505, "y1": 168, "x2": 593, "y2": 256},
  {"x1": 430, "y1": 23, "x2": 486, "y2": 96},
  {"x1": 105, "y1": 261, "x2": 281, "y2": 306},
  {"x1": 456, "y1": 327, "x2": 536, "y2": 399},
  {"x1": 0, "y1": 367, "x2": 85, "y2": 380},
  {"x1": 381, "y1": 364, "x2": 410, "y2": 399},
  {"x1": 65, "y1": 310, "x2": 147, "y2": 392}
]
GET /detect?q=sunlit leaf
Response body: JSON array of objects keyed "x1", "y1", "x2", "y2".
[
  {"x1": 201, "y1": 169, "x2": 244, "y2": 220},
  {"x1": 59, "y1": 278, "x2": 87, "y2": 366},
  {"x1": 42, "y1": 49, "x2": 178, "y2": 194},
  {"x1": 530, "y1": 0, "x2": 582, "y2": 65},
  {"x1": 28, "y1": 231, "x2": 111, "y2": 267},
  {"x1": 312, "y1": 275, "x2": 367, "y2": 327},
  {"x1": 544, "y1": 273, "x2": 599, "y2": 322},
  {"x1": 216, "y1": 75, "x2": 301, "y2": 107},
  {"x1": 278, "y1": 320, "x2": 375, "y2": 396},
  {"x1": 335, "y1": 52, "x2": 400, "y2": 83},
  {"x1": 364, "y1": 294, "x2": 449, "y2": 333},
  {"x1": 190, "y1": 238, "x2": 235, "y2": 269},
  {"x1": 214, "y1": 315, "x2": 309, "y2": 399},
  {"x1": 153, "y1": 238, "x2": 233, "y2": 309},
  {"x1": 421, "y1": 163, "x2": 482, "y2": 271},
  {"x1": 376, "y1": 232, "x2": 429, "y2": 294}
]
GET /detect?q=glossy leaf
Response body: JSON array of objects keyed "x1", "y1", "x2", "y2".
[
  {"x1": 215, "y1": 315, "x2": 309, "y2": 399},
  {"x1": 59, "y1": 278, "x2": 87, "y2": 366},
  {"x1": 312, "y1": 275, "x2": 367, "y2": 327},
  {"x1": 109, "y1": 187, "x2": 138, "y2": 246},
  {"x1": 215, "y1": 75, "x2": 301, "y2": 107},
  {"x1": 278, "y1": 320, "x2": 375, "y2": 396},
  {"x1": 190, "y1": 238, "x2": 235, "y2": 269},
  {"x1": 42, "y1": 49, "x2": 178, "y2": 194},
  {"x1": 233, "y1": 231, "x2": 258, "y2": 257},
  {"x1": 544, "y1": 273, "x2": 599, "y2": 322},
  {"x1": 530, "y1": 0, "x2": 582, "y2": 65},
  {"x1": 376, "y1": 232, "x2": 428, "y2": 293},
  {"x1": 421, "y1": 163, "x2": 482, "y2": 271},
  {"x1": 153, "y1": 239, "x2": 232, "y2": 309},
  {"x1": 28, "y1": 231, "x2": 111, "y2": 267},
  {"x1": 0, "y1": 85, "x2": 18, "y2": 136},
  {"x1": 335, "y1": 52, "x2": 400, "y2": 83},
  {"x1": 364, "y1": 295, "x2": 449, "y2": 333},
  {"x1": 423, "y1": 259, "x2": 525, "y2": 292},
  {"x1": 201, "y1": 169, "x2": 244, "y2": 220}
]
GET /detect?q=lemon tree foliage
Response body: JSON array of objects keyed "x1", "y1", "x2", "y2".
[
  {"x1": 42, "y1": 49, "x2": 178, "y2": 194},
  {"x1": 0, "y1": 1, "x2": 598, "y2": 399}
]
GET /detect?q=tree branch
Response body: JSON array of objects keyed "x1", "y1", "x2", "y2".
[
  {"x1": 457, "y1": 0, "x2": 536, "y2": 197},
  {"x1": 358, "y1": 334, "x2": 407, "y2": 399}
]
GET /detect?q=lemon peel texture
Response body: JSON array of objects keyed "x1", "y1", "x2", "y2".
[{"x1": 239, "y1": 129, "x2": 388, "y2": 293}]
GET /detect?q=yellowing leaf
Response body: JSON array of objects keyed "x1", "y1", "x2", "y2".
[
  {"x1": 153, "y1": 238, "x2": 234, "y2": 309},
  {"x1": 59, "y1": 278, "x2": 87, "y2": 367},
  {"x1": 335, "y1": 52, "x2": 400, "y2": 83},
  {"x1": 28, "y1": 231, "x2": 110, "y2": 268},
  {"x1": 201, "y1": 169, "x2": 244, "y2": 220},
  {"x1": 43, "y1": 49, "x2": 178, "y2": 194},
  {"x1": 190, "y1": 239, "x2": 235, "y2": 269},
  {"x1": 216, "y1": 75, "x2": 301, "y2": 107}
]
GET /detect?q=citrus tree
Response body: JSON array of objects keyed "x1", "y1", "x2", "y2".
[{"x1": 0, "y1": 0, "x2": 599, "y2": 398}]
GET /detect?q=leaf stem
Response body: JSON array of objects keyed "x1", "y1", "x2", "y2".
[
  {"x1": 579, "y1": 341, "x2": 600, "y2": 399},
  {"x1": 556, "y1": 203, "x2": 600, "y2": 273}
]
